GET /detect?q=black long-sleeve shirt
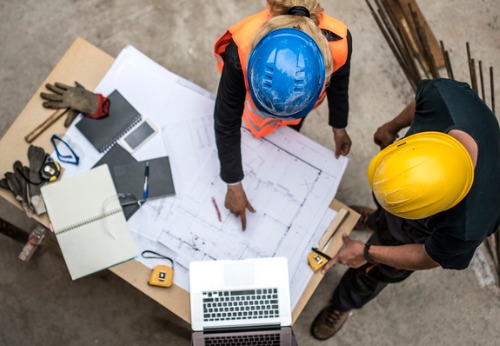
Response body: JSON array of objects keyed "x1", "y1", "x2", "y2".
[{"x1": 214, "y1": 30, "x2": 353, "y2": 183}]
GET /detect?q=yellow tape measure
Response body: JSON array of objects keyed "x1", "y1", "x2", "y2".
[
  {"x1": 141, "y1": 250, "x2": 174, "y2": 288},
  {"x1": 307, "y1": 247, "x2": 332, "y2": 272}
]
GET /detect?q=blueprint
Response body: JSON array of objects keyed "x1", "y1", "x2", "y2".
[
  {"x1": 157, "y1": 116, "x2": 347, "y2": 306},
  {"x1": 53, "y1": 45, "x2": 348, "y2": 308}
]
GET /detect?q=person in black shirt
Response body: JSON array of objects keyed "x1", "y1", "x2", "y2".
[
  {"x1": 311, "y1": 78, "x2": 500, "y2": 340},
  {"x1": 214, "y1": 0, "x2": 353, "y2": 230}
]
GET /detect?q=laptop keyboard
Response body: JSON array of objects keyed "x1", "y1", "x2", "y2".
[
  {"x1": 204, "y1": 333, "x2": 280, "y2": 345},
  {"x1": 202, "y1": 288, "x2": 280, "y2": 322}
]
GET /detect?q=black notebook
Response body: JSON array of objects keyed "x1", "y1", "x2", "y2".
[
  {"x1": 76, "y1": 90, "x2": 142, "y2": 153},
  {"x1": 93, "y1": 145, "x2": 140, "y2": 219},
  {"x1": 112, "y1": 156, "x2": 176, "y2": 203}
]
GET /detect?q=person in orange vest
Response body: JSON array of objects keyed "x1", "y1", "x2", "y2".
[{"x1": 214, "y1": 0, "x2": 353, "y2": 230}]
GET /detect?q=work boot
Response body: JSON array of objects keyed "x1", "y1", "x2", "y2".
[
  {"x1": 349, "y1": 205, "x2": 376, "y2": 231},
  {"x1": 310, "y1": 303, "x2": 351, "y2": 340}
]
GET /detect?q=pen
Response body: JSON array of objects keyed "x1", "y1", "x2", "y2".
[{"x1": 143, "y1": 161, "x2": 149, "y2": 200}]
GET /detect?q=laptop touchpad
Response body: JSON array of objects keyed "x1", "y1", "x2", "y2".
[{"x1": 225, "y1": 262, "x2": 255, "y2": 286}]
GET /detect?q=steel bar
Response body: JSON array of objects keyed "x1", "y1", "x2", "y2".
[
  {"x1": 491, "y1": 66, "x2": 495, "y2": 114},
  {"x1": 440, "y1": 40, "x2": 454, "y2": 80},
  {"x1": 376, "y1": 4, "x2": 417, "y2": 83},
  {"x1": 466, "y1": 42, "x2": 478, "y2": 93},
  {"x1": 380, "y1": 0, "x2": 421, "y2": 83},
  {"x1": 479, "y1": 60, "x2": 486, "y2": 102},
  {"x1": 444, "y1": 50, "x2": 454, "y2": 80},
  {"x1": 496, "y1": 229, "x2": 500, "y2": 280},
  {"x1": 471, "y1": 58, "x2": 478, "y2": 95},
  {"x1": 398, "y1": 1, "x2": 429, "y2": 78},
  {"x1": 409, "y1": 3, "x2": 439, "y2": 78},
  {"x1": 365, "y1": 0, "x2": 417, "y2": 90}
]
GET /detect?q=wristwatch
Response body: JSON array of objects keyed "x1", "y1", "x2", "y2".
[{"x1": 363, "y1": 243, "x2": 376, "y2": 264}]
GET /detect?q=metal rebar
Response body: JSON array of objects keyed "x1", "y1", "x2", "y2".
[
  {"x1": 398, "y1": 24, "x2": 422, "y2": 82},
  {"x1": 392, "y1": 0, "x2": 423, "y2": 80},
  {"x1": 376, "y1": 3, "x2": 418, "y2": 84},
  {"x1": 496, "y1": 229, "x2": 500, "y2": 281},
  {"x1": 400, "y1": 1, "x2": 429, "y2": 78},
  {"x1": 466, "y1": 42, "x2": 478, "y2": 93},
  {"x1": 491, "y1": 66, "x2": 496, "y2": 114},
  {"x1": 471, "y1": 58, "x2": 478, "y2": 95},
  {"x1": 479, "y1": 60, "x2": 486, "y2": 102},
  {"x1": 382, "y1": 0, "x2": 421, "y2": 83},
  {"x1": 444, "y1": 50, "x2": 454, "y2": 80},
  {"x1": 409, "y1": 3, "x2": 439, "y2": 78},
  {"x1": 365, "y1": 0, "x2": 417, "y2": 90},
  {"x1": 440, "y1": 40, "x2": 453, "y2": 79}
]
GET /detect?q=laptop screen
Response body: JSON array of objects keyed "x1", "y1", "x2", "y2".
[{"x1": 189, "y1": 257, "x2": 292, "y2": 331}]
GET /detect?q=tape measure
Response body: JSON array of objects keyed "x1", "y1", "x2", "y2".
[
  {"x1": 141, "y1": 250, "x2": 174, "y2": 288},
  {"x1": 307, "y1": 247, "x2": 332, "y2": 272},
  {"x1": 40, "y1": 155, "x2": 61, "y2": 182}
]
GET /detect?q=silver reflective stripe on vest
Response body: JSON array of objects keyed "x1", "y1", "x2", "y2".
[{"x1": 243, "y1": 99, "x2": 282, "y2": 134}]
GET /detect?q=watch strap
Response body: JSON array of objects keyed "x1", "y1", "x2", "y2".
[{"x1": 363, "y1": 242, "x2": 376, "y2": 264}]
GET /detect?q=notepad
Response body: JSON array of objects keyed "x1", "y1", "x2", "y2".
[
  {"x1": 41, "y1": 165, "x2": 137, "y2": 280},
  {"x1": 76, "y1": 90, "x2": 142, "y2": 153},
  {"x1": 112, "y1": 156, "x2": 176, "y2": 203}
]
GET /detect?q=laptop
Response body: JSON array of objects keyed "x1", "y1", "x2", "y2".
[{"x1": 190, "y1": 257, "x2": 298, "y2": 346}]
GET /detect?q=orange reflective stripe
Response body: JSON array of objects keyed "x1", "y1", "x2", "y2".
[
  {"x1": 214, "y1": 30, "x2": 234, "y2": 73},
  {"x1": 243, "y1": 100, "x2": 301, "y2": 138},
  {"x1": 214, "y1": 10, "x2": 348, "y2": 138}
]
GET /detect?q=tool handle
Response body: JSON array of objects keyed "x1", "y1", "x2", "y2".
[{"x1": 25, "y1": 108, "x2": 69, "y2": 143}]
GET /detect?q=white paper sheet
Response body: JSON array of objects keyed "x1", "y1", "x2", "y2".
[{"x1": 52, "y1": 45, "x2": 348, "y2": 309}]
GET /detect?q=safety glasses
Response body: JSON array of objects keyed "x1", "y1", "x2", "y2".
[{"x1": 50, "y1": 134, "x2": 80, "y2": 165}]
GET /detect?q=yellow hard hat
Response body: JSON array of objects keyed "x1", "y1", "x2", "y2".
[{"x1": 367, "y1": 132, "x2": 474, "y2": 219}]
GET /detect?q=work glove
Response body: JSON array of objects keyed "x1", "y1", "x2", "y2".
[
  {"x1": 64, "y1": 109, "x2": 80, "y2": 128},
  {"x1": 0, "y1": 162, "x2": 34, "y2": 217},
  {"x1": 27, "y1": 145, "x2": 47, "y2": 215},
  {"x1": 40, "y1": 82, "x2": 109, "y2": 120}
]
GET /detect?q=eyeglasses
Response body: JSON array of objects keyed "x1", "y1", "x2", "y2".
[{"x1": 50, "y1": 134, "x2": 80, "y2": 165}]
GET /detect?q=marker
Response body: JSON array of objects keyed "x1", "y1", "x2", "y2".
[{"x1": 143, "y1": 162, "x2": 149, "y2": 200}]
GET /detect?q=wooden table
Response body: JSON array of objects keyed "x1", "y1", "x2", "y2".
[{"x1": 0, "y1": 37, "x2": 359, "y2": 324}]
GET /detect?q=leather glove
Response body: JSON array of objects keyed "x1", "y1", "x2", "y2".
[
  {"x1": 27, "y1": 145, "x2": 47, "y2": 215},
  {"x1": 64, "y1": 109, "x2": 80, "y2": 128},
  {"x1": 0, "y1": 162, "x2": 34, "y2": 217},
  {"x1": 41, "y1": 82, "x2": 98, "y2": 115}
]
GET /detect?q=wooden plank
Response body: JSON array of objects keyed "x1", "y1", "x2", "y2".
[{"x1": 387, "y1": 0, "x2": 445, "y2": 70}]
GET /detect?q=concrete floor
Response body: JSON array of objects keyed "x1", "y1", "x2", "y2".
[{"x1": 1, "y1": 0, "x2": 500, "y2": 345}]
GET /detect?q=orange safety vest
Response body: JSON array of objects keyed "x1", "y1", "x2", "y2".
[{"x1": 214, "y1": 9, "x2": 348, "y2": 138}]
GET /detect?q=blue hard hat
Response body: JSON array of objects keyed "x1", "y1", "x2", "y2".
[{"x1": 247, "y1": 28, "x2": 326, "y2": 120}]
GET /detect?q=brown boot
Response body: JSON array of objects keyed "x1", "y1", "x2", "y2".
[
  {"x1": 310, "y1": 303, "x2": 351, "y2": 340},
  {"x1": 349, "y1": 205, "x2": 375, "y2": 231}
]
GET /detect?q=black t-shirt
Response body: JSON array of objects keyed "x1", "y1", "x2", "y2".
[
  {"x1": 214, "y1": 30, "x2": 353, "y2": 183},
  {"x1": 386, "y1": 79, "x2": 500, "y2": 269}
]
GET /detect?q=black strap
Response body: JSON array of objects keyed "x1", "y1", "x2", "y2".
[
  {"x1": 287, "y1": 6, "x2": 310, "y2": 18},
  {"x1": 141, "y1": 250, "x2": 174, "y2": 267}
]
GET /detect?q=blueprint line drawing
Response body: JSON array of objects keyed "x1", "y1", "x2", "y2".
[
  {"x1": 158, "y1": 119, "x2": 347, "y2": 306},
  {"x1": 55, "y1": 45, "x2": 348, "y2": 308}
]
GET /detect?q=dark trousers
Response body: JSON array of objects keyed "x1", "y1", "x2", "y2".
[{"x1": 332, "y1": 208, "x2": 415, "y2": 312}]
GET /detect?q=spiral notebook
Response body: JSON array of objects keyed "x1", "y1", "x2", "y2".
[
  {"x1": 41, "y1": 165, "x2": 137, "y2": 280},
  {"x1": 76, "y1": 90, "x2": 142, "y2": 153}
]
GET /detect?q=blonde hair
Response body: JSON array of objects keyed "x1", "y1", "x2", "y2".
[{"x1": 250, "y1": 0, "x2": 333, "y2": 81}]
